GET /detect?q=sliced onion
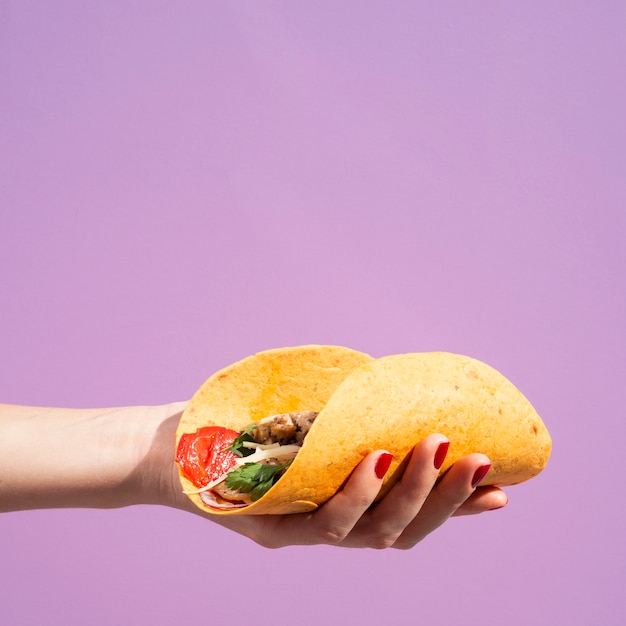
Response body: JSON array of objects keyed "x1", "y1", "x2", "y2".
[
  {"x1": 239, "y1": 444, "x2": 301, "y2": 464},
  {"x1": 200, "y1": 490, "x2": 250, "y2": 509},
  {"x1": 242, "y1": 441, "x2": 280, "y2": 450}
]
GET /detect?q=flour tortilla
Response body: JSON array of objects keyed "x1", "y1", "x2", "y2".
[{"x1": 176, "y1": 345, "x2": 551, "y2": 515}]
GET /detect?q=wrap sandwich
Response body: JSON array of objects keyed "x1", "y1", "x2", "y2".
[{"x1": 175, "y1": 345, "x2": 551, "y2": 515}]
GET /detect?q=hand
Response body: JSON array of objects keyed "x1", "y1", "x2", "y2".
[
  {"x1": 0, "y1": 403, "x2": 507, "y2": 548},
  {"x1": 163, "y1": 424, "x2": 508, "y2": 550}
]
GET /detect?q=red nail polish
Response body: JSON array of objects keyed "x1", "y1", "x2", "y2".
[
  {"x1": 434, "y1": 441, "x2": 450, "y2": 470},
  {"x1": 375, "y1": 453, "x2": 393, "y2": 479},
  {"x1": 471, "y1": 463, "x2": 492, "y2": 488}
]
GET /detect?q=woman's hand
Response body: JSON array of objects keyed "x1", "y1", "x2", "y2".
[
  {"x1": 159, "y1": 408, "x2": 507, "y2": 550},
  {"x1": 0, "y1": 402, "x2": 507, "y2": 549}
]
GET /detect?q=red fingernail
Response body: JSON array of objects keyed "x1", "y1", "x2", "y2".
[
  {"x1": 471, "y1": 463, "x2": 492, "y2": 488},
  {"x1": 434, "y1": 441, "x2": 450, "y2": 470},
  {"x1": 375, "y1": 453, "x2": 393, "y2": 479}
]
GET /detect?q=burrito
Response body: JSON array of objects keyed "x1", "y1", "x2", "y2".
[{"x1": 175, "y1": 345, "x2": 551, "y2": 516}]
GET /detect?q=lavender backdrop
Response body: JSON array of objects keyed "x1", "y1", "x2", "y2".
[{"x1": 1, "y1": 2, "x2": 624, "y2": 625}]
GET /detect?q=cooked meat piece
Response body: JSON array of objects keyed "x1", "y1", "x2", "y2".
[
  {"x1": 212, "y1": 481, "x2": 252, "y2": 505},
  {"x1": 210, "y1": 413, "x2": 318, "y2": 505},
  {"x1": 253, "y1": 411, "x2": 318, "y2": 445}
]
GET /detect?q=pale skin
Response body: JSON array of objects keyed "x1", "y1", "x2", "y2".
[{"x1": 0, "y1": 402, "x2": 508, "y2": 549}]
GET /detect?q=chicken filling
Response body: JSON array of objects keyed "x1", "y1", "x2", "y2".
[{"x1": 202, "y1": 411, "x2": 318, "y2": 507}]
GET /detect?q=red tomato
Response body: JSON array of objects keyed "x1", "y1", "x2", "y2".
[{"x1": 176, "y1": 426, "x2": 240, "y2": 488}]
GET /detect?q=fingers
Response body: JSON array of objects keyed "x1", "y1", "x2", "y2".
[
  {"x1": 350, "y1": 434, "x2": 451, "y2": 548},
  {"x1": 204, "y1": 440, "x2": 508, "y2": 551},
  {"x1": 303, "y1": 450, "x2": 394, "y2": 545},
  {"x1": 453, "y1": 486, "x2": 508, "y2": 516},
  {"x1": 391, "y1": 452, "x2": 494, "y2": 549},
  {"x1": 268, "y1": 442, "x2": 504, "y2": 550}
]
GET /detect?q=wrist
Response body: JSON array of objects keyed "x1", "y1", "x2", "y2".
[{"x1": 127, "y1": 402, "x2": 188, "y2": 509}]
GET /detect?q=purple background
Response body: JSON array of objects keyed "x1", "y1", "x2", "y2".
[{"x1": 1, "y1": 2, "x2": 624, "y2": 625}]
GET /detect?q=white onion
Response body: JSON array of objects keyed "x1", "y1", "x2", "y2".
[{"x1": 200, "y1": 491, "x2": 249, "y2": 509}]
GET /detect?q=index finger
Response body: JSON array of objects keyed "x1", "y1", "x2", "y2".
[{"x1": 306, "y1": 450, "x2": 393, "y2": 545}]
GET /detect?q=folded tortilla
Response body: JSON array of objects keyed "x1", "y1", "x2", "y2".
[{"x1": 176, "y1": 345, "x2": 551, "y2": 515}]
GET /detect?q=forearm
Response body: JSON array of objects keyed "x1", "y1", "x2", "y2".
[{"x1": 0, "y1": 402, "x2": 186, "y2": 512}]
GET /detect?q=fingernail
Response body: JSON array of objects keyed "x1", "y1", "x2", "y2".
[
  {"x1": 375, "y1": 453, "x2": 393, "y2": 479},
  {"x1": 471, "y1": 463, "x2": 492, "y2": 488},
  {"x1": 434, "y1": 441, "x2": 450, "y2": 470}
]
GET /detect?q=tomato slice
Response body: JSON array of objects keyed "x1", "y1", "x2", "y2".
[{"x1": 176, "y1": 426, "x2": 240, "y2": 488}]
